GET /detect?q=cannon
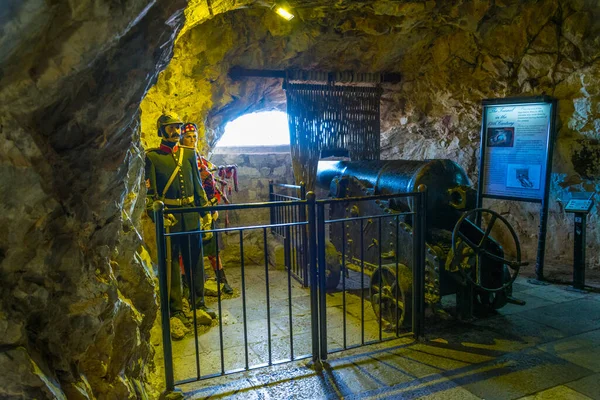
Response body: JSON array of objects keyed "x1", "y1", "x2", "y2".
[{"x1": 317, "y1": 159, "x2": 527, "y2": 330}]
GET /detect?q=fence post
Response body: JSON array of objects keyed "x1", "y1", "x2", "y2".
[
  {"x1": 299, "y1": 182, "x2": 309, "y2": 286},
  {"x1": 153, "y1": 201, "x2": 174, "y2": 391},
  {"x1": 269, "y1": 180, "x2": 274, "y2": 234},
  {"x1": 306, "y1": 192, "x2": 321, "y2": 367},
  {"x1": 317, "y1": 201, "x2": 328, "y2": 360},
  {"x1": 412, "y1": 186, "x2": 427, "y2": 339}
]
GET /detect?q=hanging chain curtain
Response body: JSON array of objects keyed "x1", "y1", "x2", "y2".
[{"x1": 285, "y1": 82, "x2": 383, "y2": 190}]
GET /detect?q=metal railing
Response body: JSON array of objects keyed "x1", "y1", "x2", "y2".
[
  {"x1": 154, "y1": 200, "x2": 312, "y2": 390},
  {"x1": 269, "y1": 181, "x2": 309, "y2": 286},
  {"x1": 310, "y1": 189, "x2": 427, "y2": 359},
  {"x1": 153, "y1": 187, "x2": 427, "y2": 391}
]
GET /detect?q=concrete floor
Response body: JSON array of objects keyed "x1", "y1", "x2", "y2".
[{"x1": 170, "y1": 268, "x2": 600, "y2": 399}]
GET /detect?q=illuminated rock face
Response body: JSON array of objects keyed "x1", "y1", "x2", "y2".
[
  {"x1": 0, "y1": 0, "x2": 186, "y2": 398},
  {"x1": 1, "y1": 0, "x2": 600, "y2": 398},
  {"x1": 142, "y1": 0, "x2": 600, "y2": 268}
]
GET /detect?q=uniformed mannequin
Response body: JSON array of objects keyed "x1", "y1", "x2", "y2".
[
  {"x1": 145, "y1": 113, "x2": 216, "y2": 329},
  {"x1": 180, "y1": 123, "x2": 235, "y2": 295}
]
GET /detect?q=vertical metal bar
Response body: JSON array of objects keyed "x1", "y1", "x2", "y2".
[
  {"x1": 307, "y1": 193, "x2": 320, "y2": 363},
  {"x1": 215, "y1": 225, "x2": 225, "y2": 375},
  {"x1": 378, "y1": 216, "x2": 383, "y2": 342},
  {"x1": 293, "y1": 201, "x2": 300, "y2": 280},
  {"x1": 317, "y1": 202, "x2": 328, "y2": 360},
  {"x1": 153, "y1": 201, "x2": 174, "y2": 391},
  {"x1": 412, "y1": 197, "x2": 420, "y2": 337},
  {"x1": 300, "y1": 183, "x2": 309, "y2": 287},
  {"x1": 419, "y1": 187, "x2": 427, "y2": 337},
  {"x1": 269, "y1": 180, "x2": 274, "y2": 234},
  {"x1": 279, "y1": 197, "x2": 283, "y2": 236},
  {"x1": 412, "y1": 186, "x2": 427, "y2": 338},
  {"x1": 287, "y1": 202, "x2": 294, "y2": 277},
  {"x1": 239, "y1": 230, "x2": 249, "y2": 370},
  {"x1": 264, "y1": 227, "x2": 272, "y2": 365},
  {"x1": 341, "y1": 221, "x2": 347, "y2": 349},
  {"x1": 187, "y1": 234, "x2": 201, "y2": 380},
  {"x1": 573, "y1": 214, "x2": 586, "y2": 290},
  {"x1": 476, "y1": 106, "x2": 487, "y2": 227},
  {"x1": 395, "y1": 214, "x2": 400, "y2": 337},
  {"x1": 285, "y1": 225, "x2": 294, "y2": 360},
  {"x1": 275, "y1": 195, "x2": 280, "y2": 236},
  {"x1": 536, "y1": 99, "x2": 557, "y2": 281},
  {"x1": 360, "y1": 217, "x2": 365, "y2": 346}
]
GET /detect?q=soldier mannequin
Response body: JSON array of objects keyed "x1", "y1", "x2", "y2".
[
  {"x1": 145, "y1": 114, "x2": 216, "y2": 330},
  {"x1": 180, "y1": 123, "x2": 234, "y2": 295}
]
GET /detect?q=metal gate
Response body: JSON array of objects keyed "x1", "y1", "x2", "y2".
[
  {"x1": 153, "y1": 189, "x2": 426, "y2": 391},
  {"x1": 269, "y1": 181, "x2": 308, "y2": 286}
]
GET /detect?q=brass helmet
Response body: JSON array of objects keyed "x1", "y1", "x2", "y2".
[{"x1": 156, "y1": 113, "x2": 183, "y2": 136}]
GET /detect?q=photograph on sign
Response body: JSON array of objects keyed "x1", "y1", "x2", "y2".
[
  {"x1": 506, "y1": 164, "x2": 541, "y2": 190},
  {"x1": 487, "y1": 127, "x2": 514, "y2": 147}
]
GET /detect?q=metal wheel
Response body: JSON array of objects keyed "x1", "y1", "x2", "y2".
[
  {"x1": 451, "y1": 208, "x2": 527, "y2": 293},
  {"x1": 473, "y1": 265, "x2": 512, "y2": 310},
  {"x1": 370, "y1": 265, "x2": 412, "y2": 331}
]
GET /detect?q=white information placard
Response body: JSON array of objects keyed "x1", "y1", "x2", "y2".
[{"x1": 481, "y1": 102, "x2": 553, "y2": 201}]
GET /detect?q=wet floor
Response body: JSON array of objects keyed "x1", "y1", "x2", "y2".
[
  {"x1": 168, "y1": 270, "x2": 600, "y2": 399},
  {"x1": 171, "y1": 265, "x2": 402, "y2": 381}
]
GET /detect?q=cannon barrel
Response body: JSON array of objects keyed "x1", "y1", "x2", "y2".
[{"x1": 317, "y1": 159, "x2": 476, "y2": 231}]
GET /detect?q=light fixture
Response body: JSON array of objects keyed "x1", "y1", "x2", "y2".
[{"x1": 272, "y1": 1, "x2": 295, "y2": 21}]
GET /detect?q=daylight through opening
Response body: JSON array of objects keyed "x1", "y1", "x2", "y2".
[{"x1": 216, "y1": 111, "x2": 290, "y2": 147}]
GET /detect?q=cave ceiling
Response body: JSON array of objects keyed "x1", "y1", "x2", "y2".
[
  {"x1": 141, "y1": 0, "x2": 520, "y2": 148},
  {"x1": 141, "y1": 0, "x2": 600, "y2": 157}
]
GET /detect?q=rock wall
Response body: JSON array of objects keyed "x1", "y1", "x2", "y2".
[
  {"x1": 141, "y1": 0, "x2": 600, "y2": 275},
  {"x1": 0, "y1": 0, "x2": 187, "y2": 398},
  {"x1": 377, "y1": 0, "x2": 600, "y2": 271},
  {"x1": 1, "y1": 0, "x2": 599, "y2": 398}
]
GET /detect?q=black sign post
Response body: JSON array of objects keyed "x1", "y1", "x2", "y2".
[
  {"x1": 564, "y1": 193, "x2": 595, "y2": 291},
  {"x1": 477, "y1": 96, "x2": 557, "y2": 283}
]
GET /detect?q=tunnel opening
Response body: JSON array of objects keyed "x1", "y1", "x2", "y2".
[{"x1": 215, "y1": 111, "x2": 290, "y2": 148}]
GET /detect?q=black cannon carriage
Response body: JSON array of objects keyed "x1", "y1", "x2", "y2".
[{"x1": 317, "y1": 159, "x2": 527, "y2": 330}]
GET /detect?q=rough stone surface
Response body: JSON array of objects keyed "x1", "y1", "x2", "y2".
[
  {"x1": 141, "y1": 0, "x2": 600, "y2": 273},
  {"x1": 0, "y1": 0, "x2": 187, "y2": 398},
  {"x1": 2, "y1": 0, "x2": 600, "y2": 398},
  {"x1": 169, "y1": 318, "x2": 189, "y2": 341}
]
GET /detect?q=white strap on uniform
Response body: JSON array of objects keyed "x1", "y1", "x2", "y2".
[{"x1": 161, "y1": 147, "x2": 185, "y2": 199}]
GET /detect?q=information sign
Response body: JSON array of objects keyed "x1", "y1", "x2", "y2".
[
  {"x1": 565, "y1": 199, "x2": 593, "y2": 214},
  {"x1": 480, "y1": 100, "x2": 554, "y2": 201},
  {"x1": 476, "y1": 96, "x2": 557, "y2": 282}
]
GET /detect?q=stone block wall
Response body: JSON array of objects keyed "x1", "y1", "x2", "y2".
[
  {"x1": 205, "y1": 146, "x2": 295, "y2": 269},
  {"x1": 209, "y1": 146, "x2": 296, "y2": 226}
]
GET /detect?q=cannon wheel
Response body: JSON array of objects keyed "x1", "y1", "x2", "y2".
[
  {"x1": 370, "y1": 265, "x2": 412, "y2": 331},
  {"x1": 452, "y1": 208, "x2": 525, "y2": 293},
  {"x1": 473, "y1": 265, "x2": 512, "y2": 310}
]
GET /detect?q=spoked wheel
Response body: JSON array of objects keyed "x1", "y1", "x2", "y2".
[
  {"x1": 473, "y1": 265, "x2": 512, "y2": 311},
  {"x1": 370, "y1": 265, "x2": 412, "y2": 332},
  {"x1": 451, "y1": 208, "x2": 528, "y2": 293}
]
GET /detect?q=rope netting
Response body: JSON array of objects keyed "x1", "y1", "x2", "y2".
[{"x1": 285, "y1": 82, "x2": 382, "y2": 190}]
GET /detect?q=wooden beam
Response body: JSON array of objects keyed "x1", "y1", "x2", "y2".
[{"x1": 228, "y1": 66, "x2": 401, "y2": 84}]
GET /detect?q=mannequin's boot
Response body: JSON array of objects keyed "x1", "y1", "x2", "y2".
[
  {"x1": 195, "y1": 298, "x2": 217, "y2": 319},
  {"x1": 217, "y1": 269, "x2": 234, "y2": 295}
]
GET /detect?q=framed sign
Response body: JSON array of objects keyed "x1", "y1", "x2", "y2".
[
  {"x1": 479, "y1": 97, "x2": 556, "y2": 202},
  {"x1": 476, "y1": 96, "x2": 557, "y2": 282}
]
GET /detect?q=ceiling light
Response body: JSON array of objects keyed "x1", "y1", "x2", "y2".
[{"x1": 272, "y1": 2, "x2": 294, "y2": 21}]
